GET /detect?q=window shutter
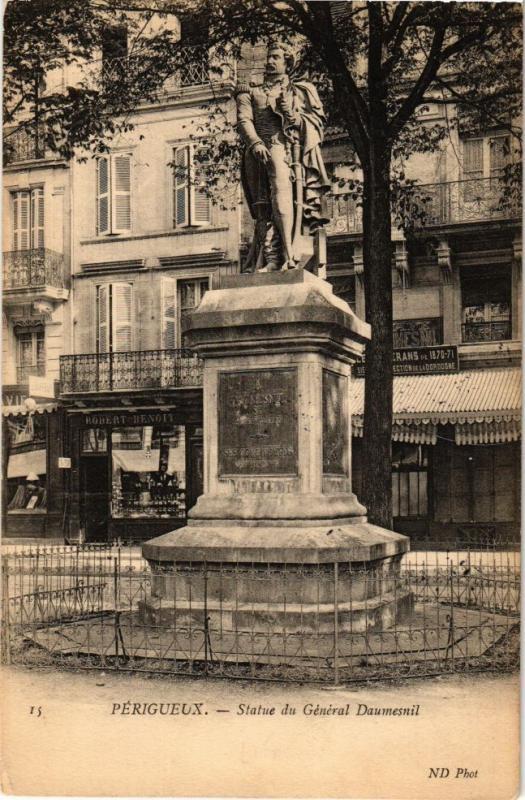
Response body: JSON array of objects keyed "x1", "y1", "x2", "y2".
[
  {"x1": 192, "y1": 145, "x2": 211, "y2": 225},
  {"x1": 97, "y1": 284, "x2": 110, "y2": 353},
  {"x1": 112, "y1": 154, "x2": 131, "y2": 233},
  {"x1": 173, "y1": 146, "x2": 189, "y2": 227},
  {"x1": 97, "y1": 157, "x2": 110, "y2": 235},
  {"x1": 13, "y1": 191, "x2": 30, "y2": 250},
  {"x1": 161, "y1": 277, "x2": 177, "y2": 349},
  {"x1": 31, "y1": 188, "x2": 45, "y2": 249},
  {"x1": 463, "y1": 138, "x2": 483, "y2": 178},
  {"x1": 489, "y1": 136, "x2": 509, "y2": 176},
  {"x1": 112, "y1": 282, "x2": 133, "y2": 352}
]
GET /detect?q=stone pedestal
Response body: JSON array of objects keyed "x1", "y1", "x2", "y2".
[{"x1": 143, "y1": 270, "x2": 410, "y2": 632}]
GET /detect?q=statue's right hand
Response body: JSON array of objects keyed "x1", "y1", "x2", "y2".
[{"x1": 252, "y1": 142, "x2": 270, "y2": 163}]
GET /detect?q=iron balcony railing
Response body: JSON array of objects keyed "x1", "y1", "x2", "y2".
[
  {"x1": 3, "y1": 125, "x2": 46, "y2": 166},
  {"x1": 324, "y1": 177, "x2": 520, "y2": 235},
  {"x1": 60, "y1": 349, "x2": 204, "y2": 394},
  {"x1": 461, "y1": 320, "x2": 512, "y2": 343},
  {"x1": 3, "y1": 248, "x2": 66, "y2": 290},
  {"x1": 173, "y1": 44, "x2": 210, "y2": 87},
  {"x1": 413, "y1": 177, "x2": 521, "y2": 227},
  {"x1": 102, "y1": 46, "x2": 210, "y2": 91},
  {"x1": 325, "y1": 194, "x2": 363, "y2": 234}
]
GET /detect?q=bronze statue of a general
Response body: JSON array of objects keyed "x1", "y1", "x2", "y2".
[{"x1": 236, "y1": 43, "x2": 330, "y2": 272}]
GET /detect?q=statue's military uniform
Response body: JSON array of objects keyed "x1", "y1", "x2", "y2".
[
  {"x1": 236, "y1": 77, "x2": 297, "y2": 270},
  {"x1": 236, "y1": 71, "x2": 330, "y2": 272}
]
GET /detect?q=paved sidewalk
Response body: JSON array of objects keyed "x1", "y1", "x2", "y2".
[{"x1": 1, "y1": 665, "x2": 519, "y2": 799}]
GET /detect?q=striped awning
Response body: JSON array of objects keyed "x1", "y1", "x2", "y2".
[
  {"x1": 350, "y1": 368, "x2": 521, "y2": 445},
  {"x1": 3, "y1": 402, "x2": 58, "y2": 417}
]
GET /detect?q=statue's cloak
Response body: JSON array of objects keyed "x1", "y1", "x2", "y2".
[{"x1": 240, "y1": 78, "x2": 331, "y2": 233}]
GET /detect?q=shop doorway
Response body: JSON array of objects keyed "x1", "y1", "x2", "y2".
[{"x1": 81, "y1": 456, "x2": 109, "y2": 541}]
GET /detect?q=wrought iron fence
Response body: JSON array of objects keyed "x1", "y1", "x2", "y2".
[
  {"x1": 3, "y1": 248, "x2": 66, "y2": 290},
  {"x1": 461, "y1": 321, "x2": 512, "y2": 343},
  {"x1": 59, "y1": 348, "x2": 203, "y2": 393},
  {"x1": 2, "y1": 542, "x2": 519, "y2": 683}
]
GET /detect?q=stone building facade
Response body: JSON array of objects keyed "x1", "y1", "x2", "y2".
[
  {"x1": 322, "y1": 107, "x2": 521, "y2": 545},
  {"x1": 2, "y1": 111, "x2": 71, "y2": 539},
  {"x1": 3, "y1": 35, "x2": 521, "y2": 545}
]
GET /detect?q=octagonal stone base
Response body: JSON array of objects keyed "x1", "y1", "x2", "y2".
[{"x1": 142, "y1": 521, "x2": 411, "y2": 634}]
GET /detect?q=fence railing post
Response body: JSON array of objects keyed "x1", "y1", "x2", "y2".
[
  {"x1": 113, "y1": 556, "x2": 119, "y2": 667},
  {"x1": 203, "y1": 561, "x2": 208, "y2": 676},
  {"x1": 333, "y1": 562, "x2": 339, "y2": 685},
  {"x1": 2, "y1": 560, "x2": 11, "y2": 665}
]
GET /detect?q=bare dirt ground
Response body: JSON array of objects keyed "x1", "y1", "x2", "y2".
[{"x1": 1, "y1": 664, "x2": 519, "y2": 799}]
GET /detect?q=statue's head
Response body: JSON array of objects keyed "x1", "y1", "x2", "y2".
[{"x1": 265, "y1": 43, "x2": 296, "y2": 76}]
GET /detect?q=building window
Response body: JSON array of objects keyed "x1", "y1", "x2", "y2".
[
  {"x1": 96, "y1": 154, "x2": 132, "y2": 235},
  {"x1": 101, "y1": 24, "x2": 128, "y2": 83},
  {"x1": 16, "y1": 327, "x2": 45, "y2": 382},
  {"x1": 463, "y1": 134, "x2": 509, "y2": 180},
  {"x1": 392, "y1": 443, "x2": 429, "y2": 519},
  {"x1": 393, "y1": 318, "x2": 442, "y2": 348},
  {"x1": 161, "y1": 277, "x2": 177, "y2": 349},
  {"x1": 178, "y1": 277, "x2": 209, "y2": 340},
  {"x1": 462, "y1": 134, "x2": 509, "y2": 201},
  {"x1": 160, "y1": 276, "x2": 209, "y2": 349},
  {"x1": 111, "y1": 424, "x2": 186, "y2": 518},
  {"x1": 461, "y1": 266, "x2": 511, "y2": 342},
  {"x1": 96, "y1": 283, "x2": 133, "y2": 352},
  {"x1": 12, "y1": 188, "x2": 44, "y2": 250},
  {"x1": 82, "y1": 428, "x2": 108, "y2": 453},
  {"x1": 172, "y1": 144, "x2": 210, "y2": 227},
  {"x1": 7, "y1": 413, "x2": 47, "y2": 511}
]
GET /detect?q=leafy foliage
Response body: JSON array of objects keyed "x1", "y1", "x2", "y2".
[{"x1": 4, "y1": 0, "x2": 521, "y2": 525}]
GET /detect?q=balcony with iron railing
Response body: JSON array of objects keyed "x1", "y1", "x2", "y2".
[
  {"x1": 59, "y1": 349, "x2": 204, "y2": 394},
  {"x1": 3, "y1": 248, "x2": 68, "y2": 304},
  {"x1": 3, "y1": 125, "x2": 47, "y2": 166},
  {"x1": 461, "y1": 320, "x2": 512, "y2": 343},
  {"x1": 325, "y1": 194, "x2": 363, "y2": 235},
  {"x1": 413, "y1": 177, "x2": 521, "y2": 227},
  {"x1": 101, "y1": 45, "x2": 228, "y2": 94},
  {"x1": 324, "y1": 177, "x2": 521, "y2": 236}
]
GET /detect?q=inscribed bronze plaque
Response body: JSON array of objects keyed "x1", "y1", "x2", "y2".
[
  {"x1": 322, "y1": 369, "x2": 348, "y2": 475},
  {"x1": 218, "y1": 368, "x2": 298, "y2": 475}
]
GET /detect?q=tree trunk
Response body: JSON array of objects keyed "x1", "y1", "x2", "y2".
[{"x1": 360, "y1": 139, "x2": 394, "y2": 529}]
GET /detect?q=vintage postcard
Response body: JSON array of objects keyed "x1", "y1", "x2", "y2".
[{"x1": 1, "y1": 1, "x2": 521, "y2": 797}]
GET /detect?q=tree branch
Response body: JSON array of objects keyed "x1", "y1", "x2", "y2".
[
  {"x1": 306, "y1": 2, "x2": 371, "y2": 162},
  {"x1": 382, "y1": 5, "x2": 430, "y2": 78},
  {"x1": 388, "y1": 11, "x2": 450, "y2": 139}
]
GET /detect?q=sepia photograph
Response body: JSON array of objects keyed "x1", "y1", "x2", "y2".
[{"x1": 1, "y1": 1, "x2": 521, "y2": 797}]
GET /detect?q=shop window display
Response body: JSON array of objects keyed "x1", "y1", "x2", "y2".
[
  {"x1": 111, "y1": 424, "x2": 186, "y2": 518},
  {"x1": 7, "y1": 414, "x2": 47, "y2": 511}
]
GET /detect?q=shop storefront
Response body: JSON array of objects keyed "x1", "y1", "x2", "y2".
[
  {"x1": 351, "y1": 367, "x2": 521, "y2": 546},
  {"x1": 65, "y1": 409, "x2": 203, "y2": 542},
  {"x1": 3, "y1": 404, "x2": 66, "y2": 540}
]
